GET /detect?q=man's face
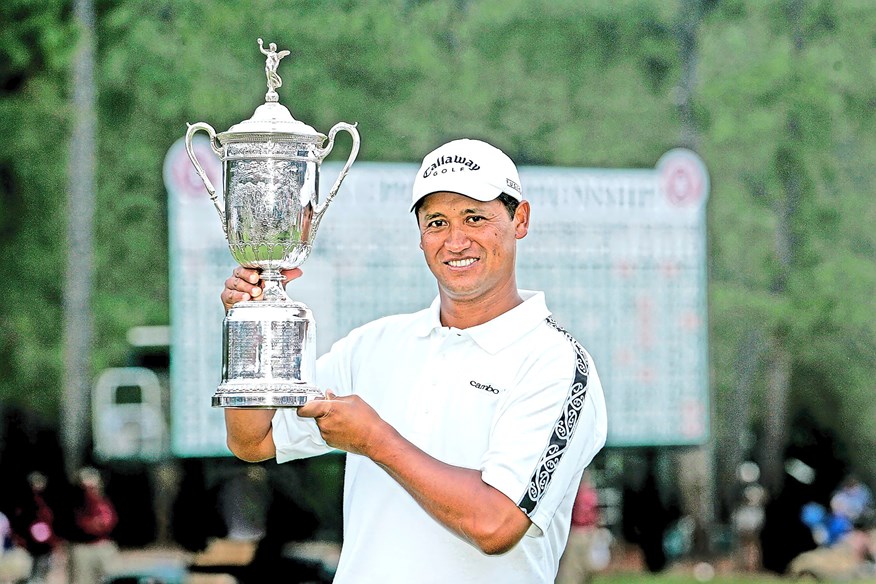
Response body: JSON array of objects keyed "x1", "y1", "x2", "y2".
[{"x1": 417, "y1": 191, "x2": 529, "y2": 304}]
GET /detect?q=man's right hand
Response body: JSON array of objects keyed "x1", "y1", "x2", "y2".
[{"x1": 221, "y1": 266, "x2": 303, "y2": 312}]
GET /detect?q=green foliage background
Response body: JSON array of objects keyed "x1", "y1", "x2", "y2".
[{"x1": 1, "y1": 0, "x2": 874, "y2": 489}]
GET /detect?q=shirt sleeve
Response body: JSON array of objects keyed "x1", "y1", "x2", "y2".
[
  {"x1": 272, "y1": 330, "x2": 358, "y2": 463},
  {"x1": 480, "y1": 344, "x2": 607, "y2": 536}
]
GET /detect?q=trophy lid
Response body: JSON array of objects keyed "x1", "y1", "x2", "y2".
[
  {"x1": 217, "y1": 39, "x2": 326, "y2": 144},
  {"x1": 219, "y1": 102, "x2": 326, "y2": 143}
]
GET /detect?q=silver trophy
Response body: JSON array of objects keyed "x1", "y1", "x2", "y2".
[{"x1": 184, "y1": 39, "x2": 360, "y2": 408}]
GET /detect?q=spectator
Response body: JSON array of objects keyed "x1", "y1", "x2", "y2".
[
  {"x1": 731, "y1": 483, "x2": 767, "y2": 571},
  {"x1": 9, "y1": 472, "x2": 60, "y2": 584},
  {"x1": 621, "y1": 451, "x2": 673, "y2": 572},
  {"x1": 830, "y1": 475, "x2": 874, "y2": 526},
  {"x1": 801, "y1": 501, "x2": 852, "y2": 547},
  {"x1": 0, "y1": 513, "x2": 10, "y2": 552},
  {"x1": 67, "y1": 468, "x2": 119, "y2": 584},
  {"x1": 0, "y1": 510, "x2": 32, "y2": 584},
  {"x1": 556, "y1": 471, "x2": 611, "y2": 584}
]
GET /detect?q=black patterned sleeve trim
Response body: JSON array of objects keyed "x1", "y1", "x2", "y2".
[{"x1": 517, "y1": 317, "x2": 590, "y2": 516}]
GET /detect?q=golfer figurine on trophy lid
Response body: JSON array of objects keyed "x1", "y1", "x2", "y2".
[{"x1": 184, "y1": 38, "x2": 361, "y2": 408}]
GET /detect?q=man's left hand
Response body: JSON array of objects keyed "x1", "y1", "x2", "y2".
[{"x1": 297, "y1": 391, "x2": 386, "y2": 457}]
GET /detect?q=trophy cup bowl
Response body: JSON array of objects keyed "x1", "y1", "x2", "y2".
[{"x1": 185, "y1": 39, "x2": 360, "y2": 408}]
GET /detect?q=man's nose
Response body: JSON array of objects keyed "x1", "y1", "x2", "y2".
[{"x1": 444, "y1": 224, "x2": 471, "y2": 252}]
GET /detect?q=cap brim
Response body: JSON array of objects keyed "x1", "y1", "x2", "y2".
[{"x1": 410, "y1": 179, "x2": 507, "y2": 212}]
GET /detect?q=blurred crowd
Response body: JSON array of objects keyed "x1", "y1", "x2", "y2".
[
  {"x1": 1, "y1": 430, "x2": 874, "y2": 584},
  {"x1": 0, "y1": 468, "x2": 118, "y2": 584},
  {"x1": 788, "y1": 474, "x2": 876, "y2": 580}
]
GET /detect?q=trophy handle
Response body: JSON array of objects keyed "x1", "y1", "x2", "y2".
[
  {"x1": 185, "y1": 122, "x2": 226, "y2": 226},
  {"x1": 314, "y1": 122, "x2": 360, "y2": 215}
]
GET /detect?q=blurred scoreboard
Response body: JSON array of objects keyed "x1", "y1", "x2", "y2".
[{"x1": 165, "y1": 141, "x2": 710, "y2": 456}]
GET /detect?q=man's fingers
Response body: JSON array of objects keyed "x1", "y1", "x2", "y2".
[
  {"x1": 221, "y1": 288, "x2": 250, "y2": 309},
  {"x1": 280, "y1": 267, "x2": 304, "y2": 286},
  {"x1": 222, "y1": 272, "x2": 262, "y2": 312},
  {"x1": 234, "y1": 267, "x2": 261, "y2": 284},
  {"x1": 297, "y1": 399, "x2": 332, "y2": 419},
  {"x1": 297, "y1": 391, "x2": 340, "y2": 419},
  {"x1": 227, "y1": 272, "x2": 262, "y2": 295},
  {"x1": 280, "y1": 267, "x2": 303, "y2": 280}
]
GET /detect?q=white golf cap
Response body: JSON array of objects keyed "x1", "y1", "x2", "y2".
[{"x1": 410, "y1": 138, "x2": 522, "y2": 212}]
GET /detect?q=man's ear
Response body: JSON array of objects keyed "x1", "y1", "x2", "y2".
[{"x1": 514, "y1": 200, "x2": 530, "y2": 240}]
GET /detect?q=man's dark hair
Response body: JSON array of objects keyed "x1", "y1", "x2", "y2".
[
  {"x1": 497, "y1": 193, "x2": 520, "y2": 218},
  {"x1": 414, "y1": 192, "x2": 520, "y2": 220}
]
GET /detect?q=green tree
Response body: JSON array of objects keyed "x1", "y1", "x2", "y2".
[
  {"x1": 701, "y1": 0, "x2": 876, "y2": 491},
  {"x1": 0, "y1": 0, "x2": 74, "y2": 416},
  {"x1": 0, "y1": 0, "x2": 874, "y2": 519}
]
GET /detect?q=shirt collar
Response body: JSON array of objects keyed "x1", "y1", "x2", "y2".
[{"x1": 412, "y1": 290, "x2": 551, "y2": 354}]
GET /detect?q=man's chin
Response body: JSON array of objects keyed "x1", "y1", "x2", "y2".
[{"x1": 438, "y1": 284, "x2": 485, "y2": 304}]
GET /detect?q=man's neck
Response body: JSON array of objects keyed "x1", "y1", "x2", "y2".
[{"x1": 438, "y1": 286, "x2": 524, "y2": 329}]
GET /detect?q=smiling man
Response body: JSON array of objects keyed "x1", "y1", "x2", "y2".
[{"x1": 221, "y1": 138, "x2": 607, "y2": 584}]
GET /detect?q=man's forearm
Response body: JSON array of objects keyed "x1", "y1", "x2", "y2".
[
  {"x1": 224, "y1": 409, "x2": 277, "y2": 461},
  {"x1": 369, "y1": 424, "x2": 530, "y2": 555},
  {"x1": 296, "y1": 394, "x2": 532, "y2": 553}
]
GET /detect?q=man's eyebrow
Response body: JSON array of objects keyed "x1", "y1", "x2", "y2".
[
  {"x1": 422, "y1": 211, "x2": 446, "y2": 222},
  {"x1": 422, "y1": 206, "x2": 487, "y2": 221}
]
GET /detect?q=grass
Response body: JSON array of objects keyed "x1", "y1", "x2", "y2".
[
  {"x1": 593, "y1": 571, "x2": 876, "y2": 584},
  {"x1": 595, "y1": 575, "x2": 785, "y2": 584}
]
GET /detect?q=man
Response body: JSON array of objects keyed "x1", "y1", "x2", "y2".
[
  {"x1": 10, "y1": 471, "x2": 60, "y2": 584},
  {"x1": 67, "y1": 467, "x2": 119, "y2": 584},
  {"x1": 556, "y1": 471, "x2": 611, "y2": 584},
  {"x1": 221, "y1": 138, "x2": 607, "y2": 583}
]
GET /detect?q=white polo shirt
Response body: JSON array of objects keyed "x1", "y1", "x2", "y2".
[{"x1": 272, "y1": 290, "x2": 607, "y2": 584}]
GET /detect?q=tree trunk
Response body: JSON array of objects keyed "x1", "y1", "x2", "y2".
[
  {"x1": 720, "y1": 330, "x2": 766, "y2": 511},
  {"x1": 63, "y1": 0, "x2": 97, "y2": 479},
  {"x1": 674, "y1": 0, "x2": 715, "y2": 557},
  {"x1": 761, "y1": 0, "x2": 805, "y2": 496},
  {"x1": 676, "y1": 0, "x2": 700, "y2": 151},
  {"x1": 762, "y1": 335, "x2": 791, "y2": 493}
]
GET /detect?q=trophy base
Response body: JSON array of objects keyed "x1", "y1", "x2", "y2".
[
  {"x1": 219, "y1": 296, "x2": 320, "y2": 409},
  {"x1": 212, "y1": 382, "x2": 324, "y2": 408}
]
